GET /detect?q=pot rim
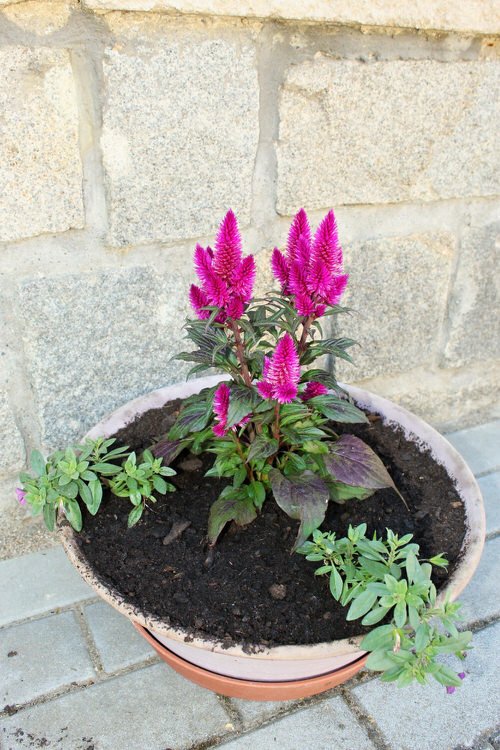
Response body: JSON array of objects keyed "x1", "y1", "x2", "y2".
[{"x1": 58, "y1": 374, "x2": 485, "y2": 663}]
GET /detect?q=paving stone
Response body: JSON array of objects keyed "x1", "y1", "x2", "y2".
[
  {"x1": 447, "y1": 421, "x2": 500, "y2": 476},
  {"x1": 0, "y1": 663, "x2": 230, "y2": 749},
  {"x1": 217, "y1": 696, "x2": 375, "y2": 749},
  {"x1": 353, "y1": 621, "x2": 500, "y2": 750},
  {"x1": 0, "y1": 611, "x2": 94, "y2": 707},
  {"x1": 277, "y1": 59, "x2": 500, "y2": 213},
  {"x1": 458, "y1": 536, "x2": 500, "y2": 627},
  {"x1": 0, "y1": 391, "x2": 25, "y2": 478},
  {"x1": 101, "y1": 16, "x2": 259, "y2": 246},
  {"x1": 0, "y1": 46, "x2": 83, "y2": 242},
  {"x1": 0, "y1": 546, "x2": 94, "y2": 627},
  {"x1": 84, "y1": 601, "x2": 154, "y2": 673},
  {"x1": 479, "y1": 472, "x2": 500, "y2": 537},
  {"x1": 443, "y1": 223, "x2": 500, "y2": 367},
  {"x1": 335, "y1": 233, "x2": 454, "y2": 381},
  {"x1": 231, "y1": 697, "x2": 297, "y2": 725},
  {"x1": 18, "y1": 266, "x2": 194, "y2": 450}
]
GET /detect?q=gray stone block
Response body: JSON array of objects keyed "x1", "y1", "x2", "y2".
[
  {"x1": 447, "y1": 421, "x2": 500, "y2": 476},
  {"x1": 277, "y1": 59, "x2": 500, "y2": 213},
  {"x1": 335, "y1": 233, "x2": 454, "y2": 381},
  {"x1": 353, "y1": 621, "x2": 500, "y2": 750},
  {"x1": 0, "y1": 546, "x2": 94, "y2": 627},
  {"x1": 479, "y1": 472, "x2": 500, "y2": 536},
  {"x1": 84, "y1": 601, "x2": 155, "y2": 673},
  {"x1": 218, "y1": 696, "x2": 375, "y2": 749},
  {"x1": 231, "y1": 697, "x2": 297, "y2": 725},
  {"x1": 100, "y1": 16, "x2": 259, "y2": 246},
  {"x1": 0, "y1": 611, "x2": 94, "y2": 707},
  {"x1": 443, "y1": 223, "x2": 500, "y2": 367},
  {"x1": 458, "y1": 536, "x2": 500, "y2": 627},
  {"x1": 0, "y1": 47, "x2": 83, "y2": 242},
  {"x1": 0, "y1": 392, "x2": 25, "y2": 478},
  {"x1": 0, "y1": 662, "x2": 230, "y2": 749},
  {"x1": 18, "y1": 266, "x2": 194, "y2": 450}
]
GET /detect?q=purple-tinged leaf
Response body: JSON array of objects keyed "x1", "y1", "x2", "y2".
[
  {"x1": 226, "y1": 385, "x2": 257, "y2": 429},
  {"x1": 269, "y1": 469, "x2": 329, "y2": 551},
  {"x1": 168, "y1": 400, "x2": 213, "y2": 440},
  {"x1": 208, "y1": 487, "x2": 257, "y2": 545},
  {"x1": 323, "y1": 435, "x2": 396, "y2": 490},
  {"x1": 151, "y1": 438, "x2": 187, "y2": 465},
  {"x1": 308, "y1": 395, "x2": 369, "y2": 424}
]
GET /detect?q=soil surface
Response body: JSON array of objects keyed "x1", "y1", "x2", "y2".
[{"x1": 75, "y1": 401, "x2": 466, "y2": 648}]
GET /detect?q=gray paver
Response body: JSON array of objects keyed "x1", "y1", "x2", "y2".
[
  {"x1": 458, "y1": 535, "x2": 500, "y2": 627},
  {"x1": 0, "y1": 611, "x2": 94, "y2": 707},
  {"x1": 353, "y1": 621, "x2": 500, "y2": 750},
  {"x1": 0, "y1": 547, "x2": 94, "y2": 627},
  {"x1": 84, "y1": 601, "x2": 155, "y2": 673},
  {"x1": 231, "y1": 697, "x2": 298, "y2": 725},
  {"x1": 446, "y1": 421, "x2": 500, "y2": 476},
  {"x1": 0, "y1": 663, "x2": 230, "y2": 750},
  {"x1": 217, "y1": 696, "x2": 375, "y2": 749},
  {"x1": 479, "y1": 472, "x2": 500, "y2": 536}
]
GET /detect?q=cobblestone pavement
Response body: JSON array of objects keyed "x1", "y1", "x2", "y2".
[{"x1": 1, "y1": 422, "x2": 499, "y2": 750}]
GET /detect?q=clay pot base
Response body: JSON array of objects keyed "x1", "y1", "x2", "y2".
[{"x1": 134, "y1": 623, "x2": 368, "y2": 701}]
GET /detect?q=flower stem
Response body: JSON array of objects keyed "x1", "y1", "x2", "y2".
[
  {"x1": 229, "y1": 320, "x2": 253, "y2": 387},
  {"x1": 298, "y1": 314, "x2": 315, "y2": 355}
]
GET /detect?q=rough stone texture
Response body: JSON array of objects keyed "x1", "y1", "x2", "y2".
[
  {"x1": 277, "y1": 59, "x2": 500, "y2": 214},
  {"x1": 351, "y1": 361, "x2": 500, "y2": 433},
  {"x1": 0, "y1": 662, "x2": 231, "y2": 749},
  {"x1": 218, "y1": 697, "x2": 375, "y2": 749},
  {"x1": 443, "y1": 223, "x2": 500, "y2": 367},
  {"x1": 447, "y1": 421, "x2": 500, "y2": 476},
  {"x1": 0, "y1": 47, "x2": 84, "y2": 242},
  {"x1": 335, "y1": 234, "x2": 454, "y2": 381},
  {"x1": 354, "y1": 621, "x2": 500, "y2": 750},
  {"x1": 0, "y1": 611, "x2": 94, "y2": 707},
  {"x1": 0, "y1": 391, "x2": 25, "y2": 478},
  {"x1": 18, "y1": 266, "x2": 194, "y2": 450},
  {"x1": 231, "y1": 697, "x2": 297, "y2": 726},
  {"x1": 100, "y1": 18, "x2": 259, "y2": 246},
  {"x1": 479, "y1": 472, "x2": 500, "y2": 536},
  {"x1": 0, "y1": 547, "x2": 94, "y2": 627},
  {"x1": 80, "y1": 0, "x2": 500, "y2": 35},
  {"x1": 457, "y1": 536, "x2": 500, "y2": 627},
  {"x1": 1, "y1": 1, "x2": 72, "y2": 34},
  {"x1": 84, "y1": 601, "x2": 155, "y2": 673}
]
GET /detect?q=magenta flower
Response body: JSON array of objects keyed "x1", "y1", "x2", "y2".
[
  {"x1": 190, "y1": 211, "x2": 255, "y2": 322},
  {"x1": 15, "y1": 488, "x2": 27, "y2": 506},
  {"x1": 257, "y1": 333, "x2": 301, "y2": 404},
  {"x1": 271, "y1": 209, "x2": 348, "y2": 319},
  {"x1": 212, "y1": 382, "x2": 250, "y2": 437},
  {"x1": 301, "y1": 381, "x2": 329, "y2": 402},
  {"x1": 446, "y1": 672, "x2": 466, "y2": 694}
]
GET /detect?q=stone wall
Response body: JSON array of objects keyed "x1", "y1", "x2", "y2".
[{"x1": 0, "y1": 0, "x2": 499, "y2": 498}]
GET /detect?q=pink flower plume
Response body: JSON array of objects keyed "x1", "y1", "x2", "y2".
[
  {"x1": 189, "y1": 285, "x2": 211, "y2": 320},
  {"x1": 302, "y1": 381, "x2": 329, "y2": 401},
  {"x1": 271, "y1": 248, "x2": 289, "y2": 289},
  {"x1": 232, "y1": 255, "x2": 256, "y2": 302},
  {"x1": 287, "y1": 208, "x2": 311, "y2": 262},
  {"x1": 257, "y1": 333, "x2": 300, "y2": 404},
  {"x1": 212, "y1": 382, "x2": 251, "y2": 437},
  {"x1": 310, "y1": 210, "x2": 343, "y2": 275},
  {"x1": 213, "y1": 210, "x2": 242, "y2": 283}
]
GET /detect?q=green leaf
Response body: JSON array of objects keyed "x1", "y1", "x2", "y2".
[
  {"x1": 308, "y1": 395, "x2": 369, "y2": 424},
  {"x1": 63, "y1": 499, "x2": 82, "y2": 532},
  {"x1": 365, "y1": 650, "x2": 398, "y2": 671},
  {"x1": 248, "y1": 480, "x2": 266, "y2": 508},
  {"x1": 432, "y1": 665, "x2": 463, "y2": 687},
  {"x1": 226, "y1": 385, "x2": 258, "y2": 429},
  {"x1": 327, "y1": 481, "x2": 374, "y2": 503},
  {"x1": 43, "y1": 503, "x2": 56, "y2": 531},
  {"x1": 323, "y1": 435, "x2": 397, "y2": 490},
  {"x1": 361, "y1": 606, "x2": 391, "y2": 626},
  {"x1": 247, "y1": 436, "x2": 279, "y2": 462},
  {"x1": 329, "y1": 568, "x2": 343, "y2": 600},
  {"x1": 346, "y1": 589, "x2": 378, "y2": 621},
  {"x1": 169, "y1": 400, "x2": 213, "y2": 440},
  {"x1": 92, "y1": 463, "x2": 122, "y2": 476},
  {"x1": 208, "y1": 489, "x2": 257, "y2": 545},
  {"x1": 152, "y1": 475, "x2": 168, "y2": 494},
  {"x1": 77, "y1": 480, "x2": 93, "y2": 511},
  {"x1": 128, "y1": 505, "x2": 143, "y2": 528},
  {"x1": 360, "y1": 624, "x2": 395, "y2": 652},
  {"x1": 88, "y1": 479, "x2": 103, "y2": 515},
  {"x1": 394, "y1": 601, "x2": 407, "y2": 628},
  {"x1": 269, "y1": 469, "x2": 330, "y2": 551}
]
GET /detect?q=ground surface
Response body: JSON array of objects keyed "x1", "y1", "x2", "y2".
[{"x1": 0, "y1": 421, "x2": 499, "y2": 750}]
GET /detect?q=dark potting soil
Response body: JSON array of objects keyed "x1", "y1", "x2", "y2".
[{"x1": 76, "y1": 400, "x2": 466, "y2": 648}]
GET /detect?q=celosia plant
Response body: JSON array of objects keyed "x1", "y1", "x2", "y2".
[{"x1": 155, "y1": 209, "x2": 403, "y2": 549}]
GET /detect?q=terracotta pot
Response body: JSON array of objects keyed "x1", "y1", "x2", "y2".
[{"x1": 58, "y1": 375, "x2": 485, "y2": 700}]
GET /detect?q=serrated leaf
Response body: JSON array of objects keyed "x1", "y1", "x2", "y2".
[
  {"x1": 323, "y1": 435, "x2": 397, "y2": 490},
  {"x1": 269, "y1": 469, "x2": 329, "y2": 551}
]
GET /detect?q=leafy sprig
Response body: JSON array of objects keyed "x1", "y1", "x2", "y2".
[{"x1": 297, "y1": 525, "x2": 472, "y2": 688}]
